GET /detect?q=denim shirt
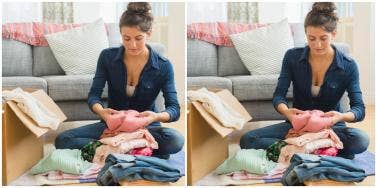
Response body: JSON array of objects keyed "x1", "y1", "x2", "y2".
[
  {"x1": 88, "y1": 45, "x2": 180, "y2": 126},
  {"x1": 272, "y1": 45, "x2": 365, "y2": 122}
]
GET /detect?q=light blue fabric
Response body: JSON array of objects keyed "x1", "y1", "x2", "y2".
[
  {"x1": 30, "y1": 149, "x2": 92, "y2": 175},
  {"x1": 96, "y1": 154, "x2": 182, "y2": 185},
  {"x1": 215, "y1": 149, "x2": 277, "y2": 175},
  {"x1": 282, "y1": 153, "x2": 366, "y2": 185}
]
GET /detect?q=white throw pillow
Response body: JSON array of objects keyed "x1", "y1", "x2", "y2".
[
  {"x1": 45, "y1": 19, "x2": 109, "y2": 75},
  {"x1": 230, "y1": 18, "x2": 294, "y2": 75}
]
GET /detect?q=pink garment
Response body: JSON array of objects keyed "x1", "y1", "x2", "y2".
[
  {"x1": 43, "y1": 163, "x2": 102, "y2": 180},
  {"x1": 93, "y1": 129, "x2": 158, "y2": 165},
  {"x1": 129, "y1": 147, "x2": 153, "y2": 156},
  {"x1": 104, "y1": 110, "x2": 149, "y2": 134},
  {"x1": 313, "y1": 147, "x2": 339, "y2": 156},
  {"x1": 228, "y1": 163, "x2": 288, "y2": 180},
  {"x1": 278, "y1": 129, "x2": 343, "y2": 164},
  {"x1": 291, "y1": 110, "x2": 333, "y2": 133}
]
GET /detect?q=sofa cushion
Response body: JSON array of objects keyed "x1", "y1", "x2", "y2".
[
  {"x1": 241, "y1": 100, "x2": 290, "y2": 121},
  {"x1": 228, "y1": 75, "x2": 293, "y2": 101},
  {"x1": 2, "y1": 40, "x2": 33, "y2": 76},
  {"x1": 43, "y1": 75, "x2": 108, "y2": 101},
  {"x1": 187, "y1": 76, "x2": 232, "y2": 92},
  {"x1": 218, "y1": 46, "x2": 250, "y2": 76},
  {"x1": 33, "y1": 46, "x2": 65, "y2": 76},
  {"x1": 187, "y1": 39, "x2": 217, "y2": 76},
  {"x1": 45, "y1": 19, "x2": 109, "y2": 75},
  {"x1": 2, "y1": 77, "x2": 47, "y2": 92},
  {"x1": 56, "y1": 101, "x2": 107, "y2": 121}
]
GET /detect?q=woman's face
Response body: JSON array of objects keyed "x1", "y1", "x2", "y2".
[
  {"x1": 306, "y1": 26, "x2": 336, "y2": 56},
  {"x1": 120, "y1": 26, "x2": 151, "y2": 56}
]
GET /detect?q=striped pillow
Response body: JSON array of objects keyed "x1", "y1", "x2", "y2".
[
  {"x1": 45, "y1": 19, "x2": 109, "y2": 75},
  {"x1": 230, "y1": 18, "x2": 294, "y2": 75}
]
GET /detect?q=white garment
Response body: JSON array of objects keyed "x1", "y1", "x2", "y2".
[
  {"x1": 311, "y1": 85, "x2": 320, "y2": 97},
  {"x1": 2, "y1": 88, "x2": 60, "y2": 130},
  {"x1": 126, "y1": 84, "x2": 135, "y2": 97},
  {"x1": 187, "y1": 88, "x2": 247, "y2": 130}
]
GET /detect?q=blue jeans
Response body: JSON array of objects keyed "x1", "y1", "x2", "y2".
[
  {"x1": 282, "y1": 153, "x2": 366, "y2": 185},
  {"x1": 97, "y1": 154, "x2": 181, "y2": 185},
  {"x1": 55, "y1": 121, "x2": 184, "y2": 156},
  {"x1": 240, "y1": 121, "x2": 369, "y2": 159}
]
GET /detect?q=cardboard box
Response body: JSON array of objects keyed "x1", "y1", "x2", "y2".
[
  {"x1": 2, "y1": 89, "x2": 67, "y2": 185},
  {"x1": 187, "y1": 89, "x2": 252, "y2": 185}
]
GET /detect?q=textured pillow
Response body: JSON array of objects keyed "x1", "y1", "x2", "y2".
[
  {"x1": 230, "y1": 18, "x2": 294, "y2": 75},
  {"x1": 45, "y1": 19, "x2": 109, "y2": 75}
]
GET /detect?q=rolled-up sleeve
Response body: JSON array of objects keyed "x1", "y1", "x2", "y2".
[
  {"x1": 87, "y1": 49, "x2": 108, "y2": 112},
  {"x1": 161, "y1": 61, "x2": 180, "y2": 122},
  {"x1": 272, "y1": 49, "x2": 292, "y2": 112},
  {"x1": 346, "y1": 62, "x2": 365, "y2": 122}
]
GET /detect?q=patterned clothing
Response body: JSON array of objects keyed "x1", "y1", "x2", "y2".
[
  {"x1": 266, "y1": 140, "x2": 287, "y2": 162},
  {"x1": 81, "y1": 140, "x2": 103, "y2": 162}
]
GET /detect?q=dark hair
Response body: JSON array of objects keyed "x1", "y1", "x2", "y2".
[
  {"x1": 304, "y1": 2, "x2": 339, "y2": 32},
  {"x1": 119, "y1": 2, "x2": 153, "y2": 32}
]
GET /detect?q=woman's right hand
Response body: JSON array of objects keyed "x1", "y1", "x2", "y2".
[
  {"x1": 98, "y1": 108, "x2": 120, "y2": 122},
  {"x1": 282, "y1": 108, "x2": 304, "y2": 122}
]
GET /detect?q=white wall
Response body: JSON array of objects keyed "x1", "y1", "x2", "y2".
[
  {"x1": 258, "y1": 2, "x2": 307, "y2": 23},
  {"x1": 187, "y1": 2, "x2": 227, "y2": 24},
  {"x1": 2, "y1": 2, "x2": 42, "y2": 23},
  {"x1": 73, "y1": 2, "x2": 123, "y2": 23},
  {"x1": 353, "y1": 3, "x2": 375, "y2": 105},
  {"x1": 167, "y1": 2, "x2": 185, "y2": 103}
]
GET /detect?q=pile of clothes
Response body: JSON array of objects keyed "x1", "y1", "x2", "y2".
[
  {"x1": 30, "y1": 109, "x2": 182, "y2": 185},
  {"x1": 215, "y1": 110, "x2": 366, "y2": 185},
  {"x1": 30, "y1": 149, "x2": 101, "y2": 185}
]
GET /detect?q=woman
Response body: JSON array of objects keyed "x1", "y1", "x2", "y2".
[
  {"x1": 55, "y1": 2, "x2": 184, "y2": 159},
  {"x1": 240, "y1": 2, "x2": 369, "y2": 159}
]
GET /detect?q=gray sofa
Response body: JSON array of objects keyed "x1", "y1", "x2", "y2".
[
  {"x1": 187, "y1": 23, "x2": 350, "y2": 121},
  {"x1": 2, "y1": 23, "x2": 165, "y2": 121}
]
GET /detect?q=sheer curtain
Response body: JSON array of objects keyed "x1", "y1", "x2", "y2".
[
  {"x1": 42, "y1": 2, "x2": 74, "y2": 23},
  {"x1": 227, "y1": 2, "x2": 258, "y2": 23}
]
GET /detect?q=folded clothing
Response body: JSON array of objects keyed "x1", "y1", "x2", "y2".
[
  {"x1": 96, "y1": 154, "x2": 182, "y2": 185},
  {"x1": 282, "y1": 153, "x2": 366, "y2": 185},
  {"x1": 187, "y1": 88, "x2": 247, "y2": 130},
  {"x1": 42, "y1": 163, "x2": 102, "y2": 181},
  {"x1": 266, "y1": 140, "x2": 288, "y2": 162},
  {"x1": 104, "y1": 110, "x2": 149, "y2": 133},
  {"x1": 30, "y1": 149, "x2": 93, "y2": 175},
  {"x1": 313, "y1": 147, "x2": 339, "y2": 156},
  {"x1": 129, "y1": 147, "x2": 153, "y2": 156},
  {"x1": 278, "y1": 129, "x2": 343, "y2": 164},
  {"x1": 2, "y1": 87, "x2": 60, "y2": 130},
  {"x1": 291, "y1": 110, "x2": 332, "y2": 133},
  {"x1": 81, "y1": 140, "x2": 103, "y2": 162},
  {"x1": 93, "y1": 129, "x2": 158, "y2": 165},
  {"x1": 215, "y1": 149, "x2": 277, "y2": 175}
]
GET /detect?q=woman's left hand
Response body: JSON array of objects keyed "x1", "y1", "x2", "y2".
[
  {"x1": 324, "y1": 111, "x2": 344, "y2": 125},
  {"x1": 139, "y1": 111, "x2": 159, "y2": 125}
]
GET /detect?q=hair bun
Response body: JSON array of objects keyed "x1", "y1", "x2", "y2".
[
  {"x1": 126, "y1": 2, "x2": 151, "y2": 16},
  {"x1": 312, "y1": 2, "x2": 336, "y2": 14}
]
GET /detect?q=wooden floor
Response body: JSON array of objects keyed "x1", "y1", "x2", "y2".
[{"x1": 226, "y1": 105, "x2": 375, "y2": 186}]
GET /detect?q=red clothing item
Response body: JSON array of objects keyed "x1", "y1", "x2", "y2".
[
  {"x1": 291, "y1": 110, "x2": 333, "y2": 133},
  {"x1": 313, "y1": 147, "x2": 339, "y2": 156},
  {"x1": 103, "y1": 110, "x2": 149, "y2": 136},
  {"x1": 129, "y1": 147, "x2": 153, "y2": 156}
]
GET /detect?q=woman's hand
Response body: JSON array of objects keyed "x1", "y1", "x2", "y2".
[
  {"x1": 139, "y1": 111, "x2": 159, "y2": 125},
  {"x1": 324, "y1": 111, "x2": 344, "y2": 125},
  {"x1": 98, "y1": 108, "x2": 120, "y2": 122},
  {"x1": 281, "y1": 108, "x2": 305, "y2": 122}
]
